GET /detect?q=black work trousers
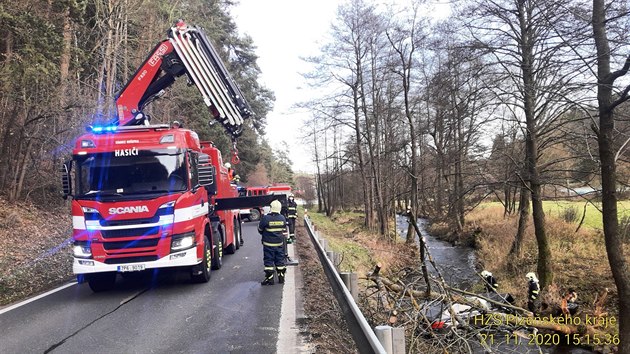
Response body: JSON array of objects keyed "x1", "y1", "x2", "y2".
[
  {"x1": 263, "y1": 245, "x2": 285, "y2": 270},
  {"x1": 287, "y1": 218, "x2": 296, "y2": 236}
]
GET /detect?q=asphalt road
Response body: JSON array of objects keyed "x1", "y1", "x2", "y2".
[{"x1": 0, "y1": 222, "x2": 289, "y2": 354}]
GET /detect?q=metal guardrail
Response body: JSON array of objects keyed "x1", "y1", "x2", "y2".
[{"x1": 303, "y1": 216, "x2": 386, "y2": 354}]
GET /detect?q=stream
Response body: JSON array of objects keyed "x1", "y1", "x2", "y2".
[
  {"x1": 396, "y1": 216, "x2": 478, "y2": 290},
  {"x1": 395, "y1": 215, "x2": 595, "y2": 354}
]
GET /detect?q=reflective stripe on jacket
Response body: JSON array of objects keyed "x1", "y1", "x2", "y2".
[
  {"x1": 258, "y1": 212, "x2": 286, "y2": 245},
  {"x1": 528, "y1": 281, "x2": 540, "y2": 300},
  {"x1": 287, "y1": 200, "x2": 298, "y2": 219}
]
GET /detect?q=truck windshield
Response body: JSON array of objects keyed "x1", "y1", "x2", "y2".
[{"x1": 75, "y1": 149, "x2": 187, "y2": 198}]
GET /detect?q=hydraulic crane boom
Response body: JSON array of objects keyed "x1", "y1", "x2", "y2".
[{"x1": 115, "y1": 20, "x2": 251, "y2": 139}]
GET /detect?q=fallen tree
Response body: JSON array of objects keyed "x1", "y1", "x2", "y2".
[
  {"x1": 364, "y1": 265, "x2": 612, "y2": 353},
  {"x1": 358, "y1": 211, "x2": 615, "y2": 353}
]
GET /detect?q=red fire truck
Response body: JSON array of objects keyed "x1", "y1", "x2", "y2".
[
  {"x1": 238, "y1": 184, "x2": 292, "y2": 221},
  {"x1": 61, "y1": 21, "x2": 281, "y2": 291}
]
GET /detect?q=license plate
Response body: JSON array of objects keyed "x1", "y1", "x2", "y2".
[{"x1": 117, "y1": 264, "x2": 146, "y2": 272}]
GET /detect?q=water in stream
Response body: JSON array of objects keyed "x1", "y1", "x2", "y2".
[
  {"x1": 396, "y1": 216, "x2": 478, "y2": 290},
  {"x1": 395, "y1": 215, "x2": 595, "y2": 354}
]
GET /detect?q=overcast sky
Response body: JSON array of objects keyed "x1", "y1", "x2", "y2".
[
  {"x1": 231, "y1": 0, "x2": 339, "y2": 173},
  {"x1": 231, "y1": 1, "x2": 451, "y2": 174}
]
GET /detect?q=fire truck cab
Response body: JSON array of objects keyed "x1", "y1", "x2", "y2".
[{"x1": 62, "y1": 124, "x2": 241, "y2": 291}]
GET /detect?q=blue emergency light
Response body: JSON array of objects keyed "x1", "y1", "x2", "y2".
[{"x1": 87, "y1": 125, "x2": 117, "y2": 134}]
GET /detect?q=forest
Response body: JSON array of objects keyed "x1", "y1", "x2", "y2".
[{"x1": 0, "y1": 0, "x2": 293, "y2": 206}]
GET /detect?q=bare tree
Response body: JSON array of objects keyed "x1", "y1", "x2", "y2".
[
  {"x1": 386, "y1": 3, "x2": 425, "y2": 243},
  {"x1": 423, "y1": 21, "x2": 496, "y2": 232},
  {"x1": 464, "y1": 0, "x2": 583, "y2": 288},
  {"x1": 592, "y1": 0, "x2": 630, "y2": 350}
]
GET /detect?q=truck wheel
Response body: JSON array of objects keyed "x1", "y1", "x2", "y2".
[
  {"x1": 191, "y1": 235, "x2": 211, "y2": 283},
  {"x1": 225, "y1": 223, "x2": 237, "y2": 255},
  {"x1": 239, "y1": 221, "x2": 245, "y2": 246},
  {"x1": 211, "y1": 230, "x2": 223, "y2": 270},
  {"x1": 249, "y1": 208, "x2": 261, "y2": 222},
  {"x1": 87, "y1": 272, "x2": 117, "y2": 292},
  {"x1": 235, "y1": 221, "x2": 242, "y2": 249}
]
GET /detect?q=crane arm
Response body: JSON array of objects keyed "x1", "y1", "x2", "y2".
[{"x1": 114, "y1": 20, "x2": 251, "y2": 139}]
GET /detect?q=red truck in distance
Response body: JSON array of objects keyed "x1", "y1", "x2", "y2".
[
  {"x1": 238, "y1": 184, "x2": 292, "y2": 222},
  {"x1": 60, "y1": 21, "x2": 282, "y2": 292}
]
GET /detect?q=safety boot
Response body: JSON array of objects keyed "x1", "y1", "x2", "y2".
[
  {"x1": 277, "y1": 268, "x2": 286, "y2": 284},
  {"x1": 261, "y1": 270, "x2": 275, "y2": 285}
]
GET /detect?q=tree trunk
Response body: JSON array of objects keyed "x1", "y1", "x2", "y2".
[
  {"x1": 518, "y1": 1, "x2": 552, "y2": 288},
  {"x1": 313, "y1": 124, "x2": 324, "y2": 214},
  {"x1": 59, "y1": 7, "x2": 72, "y2": 108},
  {"x1": 0, "y1": 104, "x2": 19, "y2": 189},
  {"x1": 387, "y1": 31, "x2": 419, "y2": 242},
  {"x1": 2, "y1": 31, "x2": 13, "y2": 63},
  {"x1": 503, "y1": 183, "x2": 512, "y2": 217},
  {"x1": 455, "y1": 152, "x2": 465, "y2": 232},
  {"x1": 13, "y1": 137, "x2": 34, "y2": 201},
  {"x1": 404, "y1": 75, "x2": 418, "y2": 244},
  {"x1": 407, "y1": 212, "x2": 431, "y2": 296},
  {"x1": 352, "y1": 84, "x2": 371, "y2": 227},
  {"x1": 527, "y1": 132, "x2": 553, "y2": 288},
  {"x1": 592, "y1": 1, "x2": 630, "y2": 351},
  {"x1": 510, "y1": 182, "x2": 530, "y2": 257}
]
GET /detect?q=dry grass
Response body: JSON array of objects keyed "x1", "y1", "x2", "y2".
[
  {"x1": 0, "y1": 197, "x2": 73, "y2": 306},
  {"x1": 305, "y1": 209, "x2": 417, "y2": 279},
  {"x1": 467, "y1": 204, "x2": 621, "y2": 326},
  {"x1": 294, "y1": 222, "x2": 358, "y2": 353},
  {"x1": 304, "y1": 209, "x2": 423, "y2": 350}
]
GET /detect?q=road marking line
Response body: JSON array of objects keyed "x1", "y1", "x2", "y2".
[
  {"x1": 0, "y1": 282, "x2": 77, "y2": 315},
  {"x1": 277, "y1": 244, "x2": 301, "y2": 353}
]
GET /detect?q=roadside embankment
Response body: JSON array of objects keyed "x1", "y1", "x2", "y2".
[
  {"x1": 305, "y1": 210, "x2": 418, "y2": 275},
  {"x1": 0, "y1": 197, "x2": 73, "y2": 306}
]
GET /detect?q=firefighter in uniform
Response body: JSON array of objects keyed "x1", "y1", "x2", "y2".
[
  {"x1": 561, "y1": 288, "x2": 579, "y2": 316},
  {"x1": 257, "y1": 200, "x2": 286, "y2": 285},
  {"x1": 286, "y1": 194, "x2": 298, "y2": 242},
  {"x1": 526, "y1": 272, "x2": 540, "y2": 313},
  {"x1": 225, "y1": 162, "x2": 234, "y2": 181},
  {"x1": 481, "y1": 270, "x2": 498, "y2": 293}
]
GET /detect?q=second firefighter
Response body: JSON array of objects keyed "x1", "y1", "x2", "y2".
[
  {"x1": 257, "y1": 200, "x2": 287, "y2": 285},
  {"x1": 286, "y1": 194, "x2": 298, "y2": 242}
]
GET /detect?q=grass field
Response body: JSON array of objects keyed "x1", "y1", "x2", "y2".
[
  {"x1": 462, "y1": 201, "x2": 625, "y2": 334},
  {"x1": 479, "y1": 200, "x2": 630, "y2": 230}
]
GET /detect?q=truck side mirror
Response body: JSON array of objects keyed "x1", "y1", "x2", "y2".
[
  {"x1": 198, "y1": 154, "x2": 216, "y2": 195},
  {"x1": 61, "y1": 161, "x2": 73, "y2": 199},
  {"x1": 188, "y1": 151, "x2": 200, "y2": 190}
]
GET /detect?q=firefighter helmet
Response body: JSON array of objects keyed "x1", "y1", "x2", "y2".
[
  {"x1": 481, "y1": 270, "x2": 492, "y2": 278},
  {"x1": 270, "y1": 200, "x2": 282, "y2": 213},
  {"x1": 526, "y1": 272, "x2": 537, "y2": 281}
]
